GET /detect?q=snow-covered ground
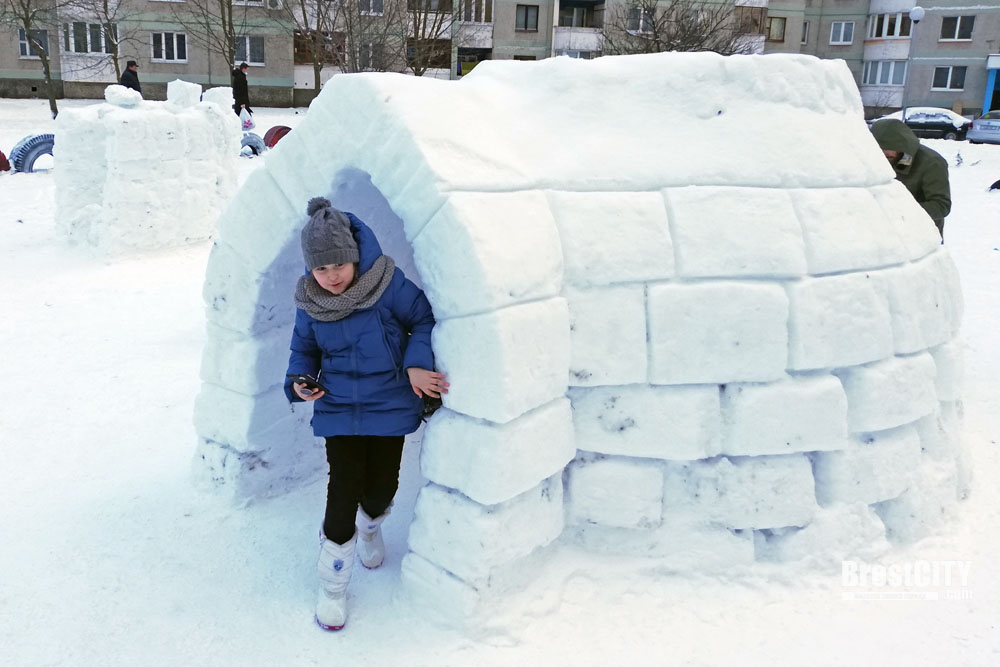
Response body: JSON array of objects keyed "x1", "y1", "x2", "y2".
[{"x1": 1, "y1": 97, "x2": 999, "y2": 666}]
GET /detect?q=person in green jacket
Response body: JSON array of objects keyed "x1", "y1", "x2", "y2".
[{"x1": 870, "y1": 118, "x2": 951, "y2": 241}]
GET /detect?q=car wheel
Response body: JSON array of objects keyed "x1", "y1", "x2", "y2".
[
  {"x1": 944, "y1": 131, "x2": 959, "y2": 141},
  {"x1": 9, "y1": 133, "x2": 55, "y2": 172},
  {"x1": 240, "y1": 133, "x2": 266, "y2": 156}
]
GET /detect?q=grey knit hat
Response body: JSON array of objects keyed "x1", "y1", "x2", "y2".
[{"x1": 301, "y1": 197, "x2": 359, "y2": 270}]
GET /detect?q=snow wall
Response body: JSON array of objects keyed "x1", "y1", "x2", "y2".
[
  {"x1": 194, "y1": 52, "x2": 968, "y2": 624},
  {"x1": 54, "y1": 81, "x2": 241, "y2": 255}
]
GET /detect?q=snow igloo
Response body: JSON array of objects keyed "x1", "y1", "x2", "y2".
[{"x1": 194, "y1": 52, "x2": 968, "y2": 623}]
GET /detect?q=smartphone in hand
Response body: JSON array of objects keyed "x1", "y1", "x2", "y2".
[{"x1": 286, "y1": 374, "x2": 330, "y2": 396}]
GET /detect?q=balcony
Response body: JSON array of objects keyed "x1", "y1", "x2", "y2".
[{"x1": 554, "y1": 1, "x2": 604, "y2": 53}]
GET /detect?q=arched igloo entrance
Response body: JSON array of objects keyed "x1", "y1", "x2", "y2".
[{"x1": 195, "y1": 52, "x2": 969, "y2": 625}]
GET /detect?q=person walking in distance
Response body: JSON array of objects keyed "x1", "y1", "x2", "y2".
[
  {"x1": 232, "y1": 62, "x2": 252, "y2": 116},
  {"x1": 119, "y1": 60, "x2": 141, "y2": 94}
]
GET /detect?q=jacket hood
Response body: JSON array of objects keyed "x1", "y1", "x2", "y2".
[
  {"x1": 344, "y1": 212, "x2": 384, "y2": 274},
  {"x1": 870, "y1": 118, "x2": 920, "y2": 155}
]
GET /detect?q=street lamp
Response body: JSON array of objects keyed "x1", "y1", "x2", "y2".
[{"x1": 903, "y1": 6, "x2": 926, "y2": 118}]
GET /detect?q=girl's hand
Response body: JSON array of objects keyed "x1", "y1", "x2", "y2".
[
  {"x1": 407, "y1": 368, "x2": 449, "y2": 398},
  {"x1": 293, "y1": 382, "x2": 325, "y2": 401}
]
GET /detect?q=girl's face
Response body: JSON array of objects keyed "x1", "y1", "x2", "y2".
[{"x1": 312, "y1": 263, "x2": 356, "y2": 295}]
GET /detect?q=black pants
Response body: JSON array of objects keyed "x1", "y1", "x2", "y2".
[{"x1": 323, "y1": 435, "x2": 405, "y2": 545}]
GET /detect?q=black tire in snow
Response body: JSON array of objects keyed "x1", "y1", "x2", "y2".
[
  {"x1": 241, "y1": 133, "x2": 266, "y2": 156},
  {"x1": 9, "y1": 133, "x2": 55, "y2": 173}
]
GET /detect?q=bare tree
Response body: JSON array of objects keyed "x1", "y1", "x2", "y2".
[
  {"x1": 406, "y1": 0, "x2": 452, "y2": 76},
  {"x1": 170, "y1": 0, "x2": 275, "y2": 78},
  {"x1": 286, "y1": 0, "x2": 343, "y2": 90},
  {"x1": 337, "y1": 0, "x2": 408, "y2": 73},
  {"x1": 0, "y1": 0, "x2": 68, "y2": 117},
  {"x1": 602, "y1": 0, "x2": 752, "y2": 56}
]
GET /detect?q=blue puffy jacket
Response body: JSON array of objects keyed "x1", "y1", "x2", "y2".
[{"x1": 284, "y1": 212, "x2": 435, "y2": 437}]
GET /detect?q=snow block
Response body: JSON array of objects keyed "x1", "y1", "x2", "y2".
[
  {"x1": 411, "y1": 191, "x2": 563, "y2": 319},
  {"x1": 568, "y1": 384, "x2": 721, "y2": 460},
  {"x1": 663, "y1": 455, "x2": 819, "y2": 530},
  {"x1": 928, "y1": 338, "x2": 964, "y2": 401},
  {"x1": 812, "y1": 426, "x2": 922, "y2": 506},
  {"x1": 665, "y1": 186, "x2": 807, "y2": 278},
  {"x1": 193, "y1": 384, "x2": 305, "y2": 453},
  {"x1": 873, "y1": 460, "x2": 959, "y2": 544},
  {"x1": 200, "y1": 322, "x2": 292, "y2": 395},
  {"x1": 262, "y1": 130, "x2": 342, "y2": 216},
  {"x1": 753, "y1": 503, "x2": 889, "y2": 563},
  {"x1": 786, "y1": 271, "x2": 893, "y2": 370},
  {"x1": 791, "y1": 187, "x2": 908, "y2": 274},
  {"x1": 399, "y1": 552, "x2": 485, "y2": 627},
  {"x1": 871, "y1": 181, "x2": 945, "y2": 262},
  {"x1": 420, "y1": 400, "x2": 575, "y2": 505},
  {"x1": 648, "y1": 281, "x2": 788, "y2": 384},
  {"x1": 202, "y1": 240, "x2": 301, "y2": 336},
  {"x1": 167, "y1": 79, "x2": 202, "y2": 108},
  {"x1": 433, "y1": 298, "x2": 570, "y2": 423},
  {"x1": 566, "y1": 455, "x2": 664, "y2": 528},
  {"x1": 104, "y1": 84, "x2": 142, "y2": 107},
  {"x1": 201, "y1": 86, "x2": 234, "y2": 110},
  {"x1": 915, "y1": 402, "x2": 962, "y2": 462},
  {"x1": 884, "y1": 251, "x2": 964, "y2": 354},
  {"x1": 721, "y1": 375, "x2": 848, "y2": 456},
  {"x1": 217, "y1": 168, "x2": 302, "y2": 275},
  {"x1": 547, "y1": 191, "x2": 674, "y2": 287},
  {"x1": 193, "y1": 429, "x2": 322, "y2": 500},
  {"x1": 565, "y1": 285, "x2": 647, "y2": 386},
  {"x1": 406, "y1": 477, "x2": 564, "y2": 585},
  {"x1": 835, "y1": 353, "x2": 937, "y2": 433},
  {"x1": 567, "y1": 514, "x2": 755, "y2": 571}
]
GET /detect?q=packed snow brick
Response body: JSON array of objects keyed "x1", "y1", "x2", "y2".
[
  {"x1": 193, "y1": 384, "x2": 303, "y2": 453},
  {"x1": 200, "y1": 322, "x2": 292, "y2": 395},
  {"x1": 566, "y1": 285, "x2": 647, "y2": 386},
  {"x1": 104, "y1": 83, "x2": 141, "y2": 107},
  {"x1": 791, "y1": 187, "x2": 908, "y2": 274},
  {"x1": 420, "y1": 400, "x2": 575, "y2": 505},
  {"x1": 835, "y1": 353, "x2": 937, "y2": 432},
  {"x1": 928, "y1": 338, "x2": 964, "y2": 401},
  {"x1": 664, "y1": 186, "x2": 807, "y2": 278},
  {"x1": 568, "y1": 384, "x2": 721, "y2": 460},
  {"x1": 812, "y1": 425, "x2": 922, "y2": 505},
  {"x1": 648, "y1": 281, "x2": 789, "y2": 384},
  {"x1": 786, "y1": 271, "x2": 894, "y2": 370},
  {"x1": 261, "y1": 130, "x2": 336, "y2": 215},
  {"x1": 873, "y1": 460, "x2": 959, "y2": 544},
  {"x1": 412, "y1": 191, "x2": 563, "y2": 318},
  {"x1": 753, "y1": 503, "x2": 889, "y2": 564},
  {"x1": 406, "y1": 477, "x2": 563, "y2": 585},
  {"x1": 202, "y1": 240, "x2": 301, "y2": 336},
  {"x1": 201, "y1": 86, "x2": 234, "y2": 109},
  {"x1": 872, "y1": 181, "x2": 947, "y2": 262},
  {"x1": 217, "y1": 169, "x2": 304, "y2": 274},
  {"x1": 568, "y1": 513, "x2": 755, "y2": 571},
  {"x1": 433, "y1": 298, "x2": 570, "y2": 423},
  {"x1": 566, "y1": 455, "x2": 664, "y2": 529},
  {"x1": 547, "y1": 191, "x2": 674, "y2": 287},
  {"x1": 884, "y1": 251, "x2": 964, "y2": 354},
  {"x1": 721, "y1": 375, "x2": 848, "y2": 456},
  {"x1": 167, "y1": 79, "x2": 202, "y2": 108},
  {"x1": 663, "y1": 455, "x2": 819, "y2": 529},
  {"x1": 915, "y1": 403, "x2": 963, "y2": 462},
  {"x1": 399, "y1": 552, "x2": 484, "y2": 627}
]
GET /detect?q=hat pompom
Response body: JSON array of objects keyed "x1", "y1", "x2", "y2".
[{"x1": 307, "y1": 197, "x2": 332, "y2": 217}]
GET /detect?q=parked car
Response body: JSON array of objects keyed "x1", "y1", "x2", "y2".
[
  {"x1": 967, "y1": 111, "x2": 1000, "y2": 145},
  {"x1": 869, "y1": 107, "x2": 972, "y2": 140}
]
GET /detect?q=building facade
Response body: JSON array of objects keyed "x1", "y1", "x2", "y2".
[{"x1": 2, "y1": 0, "x2": 998, "y2": 116}]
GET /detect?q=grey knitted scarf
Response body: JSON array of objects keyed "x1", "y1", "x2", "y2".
[{"x1": 295, "y1": 255, "x2": 395, "y2": 322}]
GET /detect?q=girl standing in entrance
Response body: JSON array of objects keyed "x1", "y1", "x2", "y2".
[{"x1": 284, "y1": 197, "x2": 447, "y2": 631}]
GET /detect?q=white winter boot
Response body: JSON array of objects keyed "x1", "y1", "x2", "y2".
[
  {"x1": 357, "y1": 506, "x2": 390, "y2": 569},
  {"x1": 315, "y1": 532, "x2": 356, "y2": 631}
]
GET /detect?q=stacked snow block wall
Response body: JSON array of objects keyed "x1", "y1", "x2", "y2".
[
  {"x1": 195, "y1": 52, "x2": 966, "y2": 624},
  {"x1": 54, "y1": 81, "x2": 241, "y2": 255}
]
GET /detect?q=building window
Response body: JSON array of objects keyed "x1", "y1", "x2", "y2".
[
  {"x1": 459, "y1": 0, "x2": 492, "y2": 23},
  {"x1": 513, "y1": 55, "x2": 536, "y2": 60},
  {"x1": 863, "y1": 60, "x2": 907, "y2": 86},
  {"x1": 294, "y1": 30, "x2": 344, "y2": 65},
  {"x1": 939, "y1": 16, "x2": 974, "y2": 41},
  {"x1": 626, "y1": 7, "x2": 654, "y2": 33},
  {"x1": 17, "y1": 28, "x2": 48, "y2": 58},
  {"x1": 359, "y1": 42, "x2": 385, "y2": 70},
  {"x1": 64, "y1": 22, "x2": 115, "y2": 54},
  {"x1": 801, "y1": 21, "x2": 809, "y2": 45},
  {"x1": 515, "y1": 4, "x2": 539, "y2": 32},
  {"x1": 932, "y1": 66, "x2": 967, "y2": 90},
  {"x1": 766, "y1": 16, "x2": 786, "y2": 42},
  {"x1": 830, "y1": 21, "x2": 854, "y2": 45},
  {"x1": 235, "y1": 35, "x2": 265, "y2": 66},
  {"x1": 360, "y1": 0, "x2": 384, "y2": 15},
  {"x1": 555, "y1": 49, "x2": 598, "y2": 59},
  {"x1": 151, "y1": 32, "x2": 187, "y2": 62},
  {"x1": 867, "y1": 13, "x2": 911, "y2": 39},
  {"x1": 559, "y1": 6, "x2": 594, "y2": 28}
]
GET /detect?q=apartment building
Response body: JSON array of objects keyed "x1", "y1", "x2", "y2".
[{"x1": 3, "y1": 1, "x2": 998, "y2": 116}]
